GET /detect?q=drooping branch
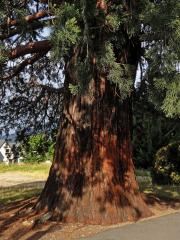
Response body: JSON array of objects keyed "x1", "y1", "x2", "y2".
[
  {"x1": 2, "y1": 53, "x2": 64, "y2": 95},
  {"x1": 8, "y1": 40, "x2": 52, "y2": 60},
  {"x1": 2, "y1": 52, "x2": 46, "y2": 81},
  {"x1": 0, "y1": 10, "x2": 50, "y2": 29},
  {"x1": 0, "y1": 21, "x2": 45, "y2": 41},
  {"x1": 38, "y1": 0, "x2": 66, "y2": 5},
  {"x1": 34, "y1": 84, "x2": 64, "y2": 94},
  {"x1": 19, "y1": 0, "x2": 66, "y2": 7}
]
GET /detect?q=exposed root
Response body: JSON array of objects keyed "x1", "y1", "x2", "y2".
[{"x1": 33, "y1": 212, "x2": 53, "y2": 228}]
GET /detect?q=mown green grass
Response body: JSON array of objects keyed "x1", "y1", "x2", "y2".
[
  {"x1": 0, "y1": 163, "x2": 51, "y2": 178},
  {"x1": 0, "y1": 163, "x2": 51, "y2": 173}
]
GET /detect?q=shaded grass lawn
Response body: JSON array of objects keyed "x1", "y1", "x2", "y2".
[
  {"x1": 140, "y1": 184, "x2": 180, "y2": 200},
  {"x1": 1, "y1": 183, "x2": 179, "y2": 207},
  {"x1": 0, "y1": 187, "x2": 41, "y2": 206},
  {"x1": 136, "y1": 169, "x2": 180, "y2": 200}
]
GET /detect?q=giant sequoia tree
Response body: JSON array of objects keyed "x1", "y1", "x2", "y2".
[{"x1": 0, "y1": 0, "x2": 180, "y2": 224}]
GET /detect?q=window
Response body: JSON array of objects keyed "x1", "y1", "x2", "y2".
[{"x1": 5, "y1": 149, "x2": 10, "y2": 153}]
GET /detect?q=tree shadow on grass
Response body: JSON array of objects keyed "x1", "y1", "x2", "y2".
[
  {"x1": 0, "y1": 182, "x2": 46, "y2": 239},
  {"x1": 0, "y1": 181, "x2": 45, "y2": 207},
  {"x1": 143, "y1": 192, "x2": 180, "y2": 210},
  {"x1": 7, "y1": 224, "x2": 62, "y2": 240},
  {"x1": 0, "y1": 198, "x2": 36, "y2": 238},
  {"x1": 0, "y1": 202, "x2": 60, "y2": 240},
  {"x1": 0, "y1": 181, "x2": 45, "y2": 192},
  {"x1": 0, "y1": 183, "x2": 63, "y2": 240},
  {"x1": 0, "y1": 197, "x2": 37, "y2": 214}
]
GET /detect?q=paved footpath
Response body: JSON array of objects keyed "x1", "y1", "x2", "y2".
[
  {"x1": 81, "y1": 212, "x2": 180, "y2": 240},
  {"x1": 0, "y1": 172, "x2": 46, "y2": 187}
]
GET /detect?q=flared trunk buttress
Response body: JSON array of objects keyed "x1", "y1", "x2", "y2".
[{"x1": 37, "y1": 75, "x2": 152, "y2": 224}]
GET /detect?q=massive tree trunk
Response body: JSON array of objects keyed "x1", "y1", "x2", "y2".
[
  {"x1": 37, "y1": 67, "x2": 152, "y2": 224},
  {"x1": 36, "y1": 0, "x2": 152, "y2": 224}
]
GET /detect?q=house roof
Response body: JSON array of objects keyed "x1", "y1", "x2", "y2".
[
  {"x1": 0, "y1": 151, "x2": 4, "y2": 161},
  {"x1": 0, "y1": 140, "x2": 5, "y2": 148},
  {"x1": 0, "y1": 139, "x2": 19, "y2": 148},
  {"x1": 8, "y1": 142, "x2": 16, "y2": 148}
]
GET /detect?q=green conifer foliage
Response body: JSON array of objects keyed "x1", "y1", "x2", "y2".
[{"x1": 0, "y1": 0, "x2": 179, "y2": 133}]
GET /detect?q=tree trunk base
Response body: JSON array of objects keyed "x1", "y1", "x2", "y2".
[{"x1": 36, "y1": 169, "x2": 153, "y2": 225}]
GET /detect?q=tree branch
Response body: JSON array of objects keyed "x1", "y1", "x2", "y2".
[
  {"x1": 8, "y1": 40, "x2": 52, "y2": 59},
  {"x1": 2, "y1": 50, "x2": 64, "y2": 95},
  {"x1": 38, "y1": 0, "x2": 65, "y2": 5},
  {"x1": 35, "y1": 84, "x2": 64, "y2": 94},
  {"x1": 0, "y1": 21, "x2": 45, "y2": 41},
  {"x1": 0, "y1": 10, "x2": 50, "y2": 29},
  {"x1": 3, "y1": 52, "x2": 46, "y2": 81}
]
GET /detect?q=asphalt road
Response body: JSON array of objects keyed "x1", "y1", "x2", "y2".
[{"x1": 81, "y1": 212, "x2": 180, "y2": 240}]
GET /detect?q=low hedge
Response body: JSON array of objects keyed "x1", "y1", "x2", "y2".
[{"x1": 152, "y1": 141, "x2": 180, "y2": 185}]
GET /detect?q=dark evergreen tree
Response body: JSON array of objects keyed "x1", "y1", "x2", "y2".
[
  {"x1": 0, "y1": 0, "x2": 179, "y2": 224},
  {"x1": 133, "y1": 90, "x2": 180, "y2": 169}
]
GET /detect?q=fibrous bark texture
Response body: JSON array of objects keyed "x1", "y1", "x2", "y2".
[{"x1": 37, "y1": 74, "x2": 152, "y2": 225}]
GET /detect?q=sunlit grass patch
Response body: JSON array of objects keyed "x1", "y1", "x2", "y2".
[{"x1": 0, "y1": 163, "x2": 51, "y2": 178}]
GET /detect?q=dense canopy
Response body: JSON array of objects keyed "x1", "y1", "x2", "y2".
[{"x1": 0, "y1": 0, "x2": 179, "y2": 136}]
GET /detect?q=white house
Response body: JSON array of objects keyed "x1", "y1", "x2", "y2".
[{"x1": 0, "y1": 140, "x2": 21, "y2": 164}]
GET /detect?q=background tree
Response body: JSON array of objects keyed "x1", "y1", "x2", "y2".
[
  {"x1": 152, "y1": 141, "x2": 180, "y2": 185},
  {"x1": 133, "y1": 87, "x2": 180, "y2": 169},
  {"x1": 0, "y1": 0, "x2": 180, "y2": 224},
  {"x1": 11, "y1": 143, "x2": 21, "y2": 163},
  {"x1": 21, "y1": 133, "x2": 54, "y2": 163}
]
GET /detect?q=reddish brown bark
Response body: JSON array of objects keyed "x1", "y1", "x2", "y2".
[
  {"x1": 37, "y1": 71, "x2": 152, "y2": 224},
  {"x1": 8, "y1": 40, "x2": 51, "y2": 59},
  {"x1": 96, "y1": 0, "x2": 107, "y2": 12}
]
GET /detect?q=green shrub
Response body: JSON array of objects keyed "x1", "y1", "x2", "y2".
[
  {"x1": 152, "y1": 141, "x2": 180, "y2": 184},
  {"x1": 22, "y1": 153, "x2": 46, "y2": 163},
  {"x1": 22, "y1": 134, "x2": 54, "y2": 163}
]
